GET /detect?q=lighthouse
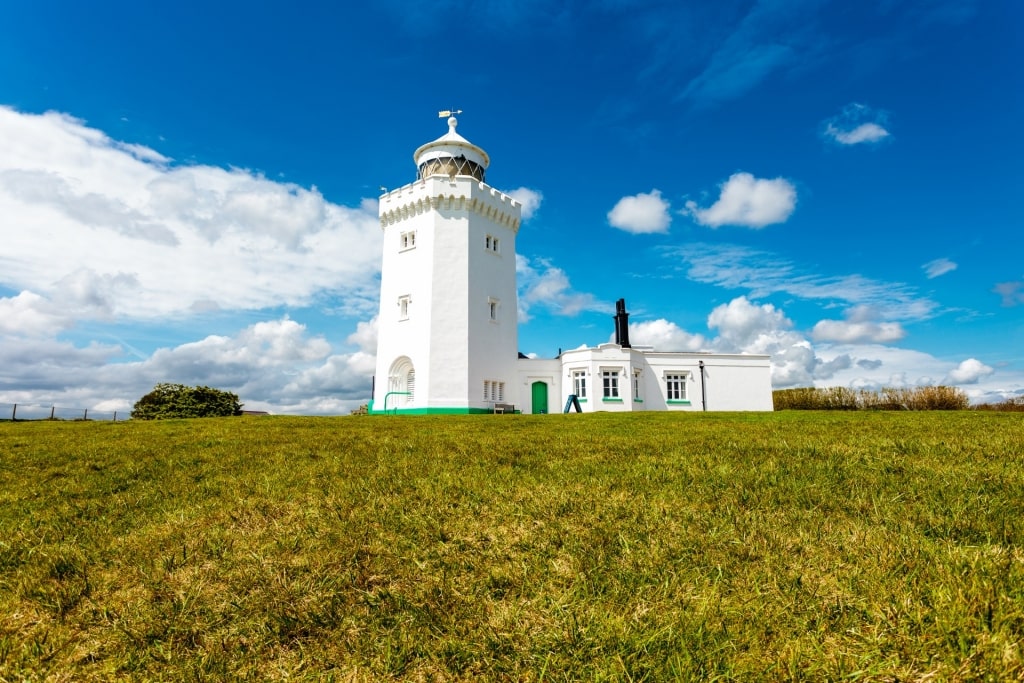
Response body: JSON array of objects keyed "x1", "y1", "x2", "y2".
[
  {"x1": 370, "y1": 116, "x2": 774, "y2": 415},
  {"x1": 371, "y1": 116, "x2": 523, "y2": 413}
]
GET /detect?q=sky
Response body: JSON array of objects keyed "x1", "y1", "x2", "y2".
[{"x1": 1, "y1": 0, "x2": 1022, "y2": 415}]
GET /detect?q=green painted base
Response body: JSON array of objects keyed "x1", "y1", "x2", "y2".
[{"x1": 368, "y1": 406, "x2": 512, "y2": 415}]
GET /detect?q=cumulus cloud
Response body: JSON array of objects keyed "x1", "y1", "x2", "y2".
[
  {"x1": 811, "y1": 305, "x2": 906, "y2": 343},
  {"x1": 608, "y1": 189, "x2": 671, "y2": 234},
  {"x1": 0, "y1": 106, "x2": 388, "y2": 414},
  {"x1": 507, "y1": 187, "x2": 543, "y2": 220},
  {"x1": 706, "y1": 297, "x2": 808, "y2": 385},
  {"x1": 516, "y1": 255, "x2": 603, "y2": 321},
  {"x1": 923, "y1": 258, "x2": 957, "y2": 279},
  {"x1": 700, "y1": 296, "x2": 859, "y2": 386},
  {"x1": 346, "y1": 316, "x2": 378, "y2": 354},
  {"x1": 684, "y1": 173, "x2": 796, "y2": 228},
  {"x1": 945, "y1": 358, "x2": 994, "y2": 385},
  {"x1": 707, "y1": 296, "x2": 792, "y2": 350},
  {"x1": 0, "y1": 291, "x2": 73, "y2": 337},
  {"x1": 822, "y1": 103, "x2": 891, "y2": 146},
  {"x1": 627, "y1": 319, "x2": 706, "y2": 352},
  {"x1": 0, "y1": 317, "x2": 375, "y2": 415},
  {"x1": 0, "y1": 106, "x2": 382, "y2": 321}
]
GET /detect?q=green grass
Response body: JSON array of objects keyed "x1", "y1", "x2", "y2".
[{"x1": 1, "y1": 412, "x2": 1023, "y2": 681}]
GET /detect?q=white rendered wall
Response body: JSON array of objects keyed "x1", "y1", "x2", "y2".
[
  {"x1": 556, "y1": 346, "x2": 773, "y2": 412},
  {"x1": 515, "y1": 358, "x2": 562, "y2": 413}
]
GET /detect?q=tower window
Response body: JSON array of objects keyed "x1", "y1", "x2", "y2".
[
  {"x1": 485, "y1": 234, "x2": 499, "y2": 253},
  {"x1": 398, "y1": 295, "x2": 411, "y2": 321},
  {"x1": 488, "y1": 297, "x2": 499, "y2": 321},
  {"x1": 400, "y1": 231, "x2": 416, "y2": 250},
  {"x1": 484, "y1": 380, "x2": 505, "y2": 402}
]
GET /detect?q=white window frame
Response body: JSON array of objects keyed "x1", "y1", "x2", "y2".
[
  {"x1": 400, "y1": 231, "x2": 416, "y2": 251},
  {"x1": 665, "y1": 372, "x2": 689, "y2": 402},
  {"x1": 633, "y1": 368, "x2": 643, "y2": 401},
  {"x1": 398, "y1": 295, "x2": 411, "y2": 321},
  {"x1": 488, "y1": 297, "x2": 499, "y2": 322},
  {"x1": 486, "y1": 234, "x2": 500, "y2": 253},
  {"x1": 572, "y1": 370, "x2": 588, "y2": 400},
  {"x1": 601, "y1": 368, "x2": 621, "y2": 400}
]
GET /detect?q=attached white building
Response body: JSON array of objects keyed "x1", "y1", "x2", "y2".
[{"x1": 370, "y1": 117, "x2": 772, "y2": 414}]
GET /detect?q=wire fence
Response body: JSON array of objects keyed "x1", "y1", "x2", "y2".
[{"x1": 0, "y1": 403, "x2": 127, "y2": 422}]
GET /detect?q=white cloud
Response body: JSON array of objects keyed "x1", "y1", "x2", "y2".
[
  {"x1": 700, "y1": 297, "x2": 860, "y2": 386},
  {"x1": 507, "y1": 187, "x2": 543, "y2": 220},
  {"x1": 822, "y1": 103, "x2": 891, "y2": 146},
  {"x1": 608, "y1": 189, "x2": 671, "y2": 234},
  {"x1": 346, "y1": 316, "x2": 378, "y2": 354},
  {"x1": 705, "y1": 297, "x2": 815, "y2": 386},
  {"x1": 684, "y1": 172, "x2": 796, "y2": 228},
  {"x1": 0, "y1": 291, "x2": 72, "y2": 337},
  {"x1": 945, "y1": 358, "x2": 994, "y2": 385},
  {"x1": 0, "y1": 106, "x2": 382, "y2": 322},
  {"x1": 627, "y1": 319, "x2": 706, "y2": 352},
  {"x1": 812, "y1": 319, "x2": 905, "y2": 343},
  {"x1": 923, "y1": 258, "x2": 957, "y2": 279},
  {"x1": 825, "y1": 122, "x2": 889, "y2": 145},
  {"x1": 0, "y1": 317, "x2": 375, "y2": 415},
  {"x1": 672, "y1": 243, "x2": 939, "y2": 321},
  {"x1": 707, "y1": 296, "x2": 792, "y2": 349},
  {"x1": 516, "y1": 255, "x2": 603, "y2": 321},
  {"x1": 811, "y1": 305, "x2": 906, "y2": 343},
  {"x1": 0, "y1": 106, "x2": 387, "y2": 414}
]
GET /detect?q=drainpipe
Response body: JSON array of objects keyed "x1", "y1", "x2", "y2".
[{"x1": 698, "y1": 360, "x2": 707, "y2": 412}]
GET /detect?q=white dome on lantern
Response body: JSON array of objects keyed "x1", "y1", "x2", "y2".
[{"x1": 413, "y1": 116, "x2": 490, "y2": 182}]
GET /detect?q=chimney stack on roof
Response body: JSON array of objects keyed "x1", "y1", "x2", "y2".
[{"x1": 614, "y1": 298, "x2": 631, "y2": 348}]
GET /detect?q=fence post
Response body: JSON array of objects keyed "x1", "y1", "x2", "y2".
[
  {"x1": 50, "y1": 406, "x2": 55, "y2": 420},
  {"x1": 11, "y1": 404, "x2": 16, "y2": 420},
  {"x1": 113, "y1": 411, "x2": 118, "y2": 422},
  {"x1": 83, "y1": 409, "x2": 88, "y2": 421}
]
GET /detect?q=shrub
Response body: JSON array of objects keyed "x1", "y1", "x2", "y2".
[
  {"x1": 131, "y1": 383, "x2": 243, "y2": 420},
  {"x1": 974, "y1": 396, "x2": 1024, "y2": 412},
  {"x1": 773, "y1": 386, "x2": 968, "y2": 411}
]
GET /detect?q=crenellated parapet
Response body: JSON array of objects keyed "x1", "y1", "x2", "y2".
[{"x1": 379, "y1": 178, "x2": 522, "y2": 231}]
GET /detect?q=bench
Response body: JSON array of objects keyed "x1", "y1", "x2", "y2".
[{"x1": 492, "y1": 403, "x2": 516, "y2": 414}]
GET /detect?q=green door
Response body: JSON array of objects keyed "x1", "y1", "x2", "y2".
[{"x1": 531, "y1": 381, "x2": 548, "y2": 414}]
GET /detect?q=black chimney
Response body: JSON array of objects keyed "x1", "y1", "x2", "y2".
[{"x1": 613, "y1": 298, "x2": 631, "y2": 348}]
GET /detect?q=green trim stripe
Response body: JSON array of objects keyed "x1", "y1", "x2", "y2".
[{"x1": 369, "y1": 406, "x2": 510, "y2": 415}]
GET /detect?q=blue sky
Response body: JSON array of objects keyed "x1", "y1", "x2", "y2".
[{"x1": 1, "y1": 0, "x2": 1021, "y2": 414}]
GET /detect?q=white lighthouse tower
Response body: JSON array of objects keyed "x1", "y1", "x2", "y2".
[{"x1": 371, "y1": 115, "x2": 522, "y2": 413}]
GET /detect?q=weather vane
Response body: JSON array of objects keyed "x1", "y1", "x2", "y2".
[{"x1": 438, "y1": 108, "x2": 463, "y2": 118}]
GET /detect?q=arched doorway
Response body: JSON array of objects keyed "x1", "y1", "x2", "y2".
[
  {"x1": 531, "y1": 381, "x2": 548, "y2": 414},
  {"x1": 387, "y1": 357, "x2": 415, "y2": 410}
]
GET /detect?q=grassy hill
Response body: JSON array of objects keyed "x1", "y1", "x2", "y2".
[{"x1": 1, "y1": 412, "x2": 1022, "y2": 680}]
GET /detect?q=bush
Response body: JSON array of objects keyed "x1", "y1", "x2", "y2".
[
  {"x1": 131, "y1": 384, "x2": 243, "y2": 420},
  {"x1": 773, "y1": 386, "x2": 968, "y2": 411},
  {"x1": 974, "y1": 396, "x2": 1024, "y2": 412}
]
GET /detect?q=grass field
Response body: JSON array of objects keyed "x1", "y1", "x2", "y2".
[{"x1": 1, "y1": 412, "x2": 1022, "y2": 681}]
